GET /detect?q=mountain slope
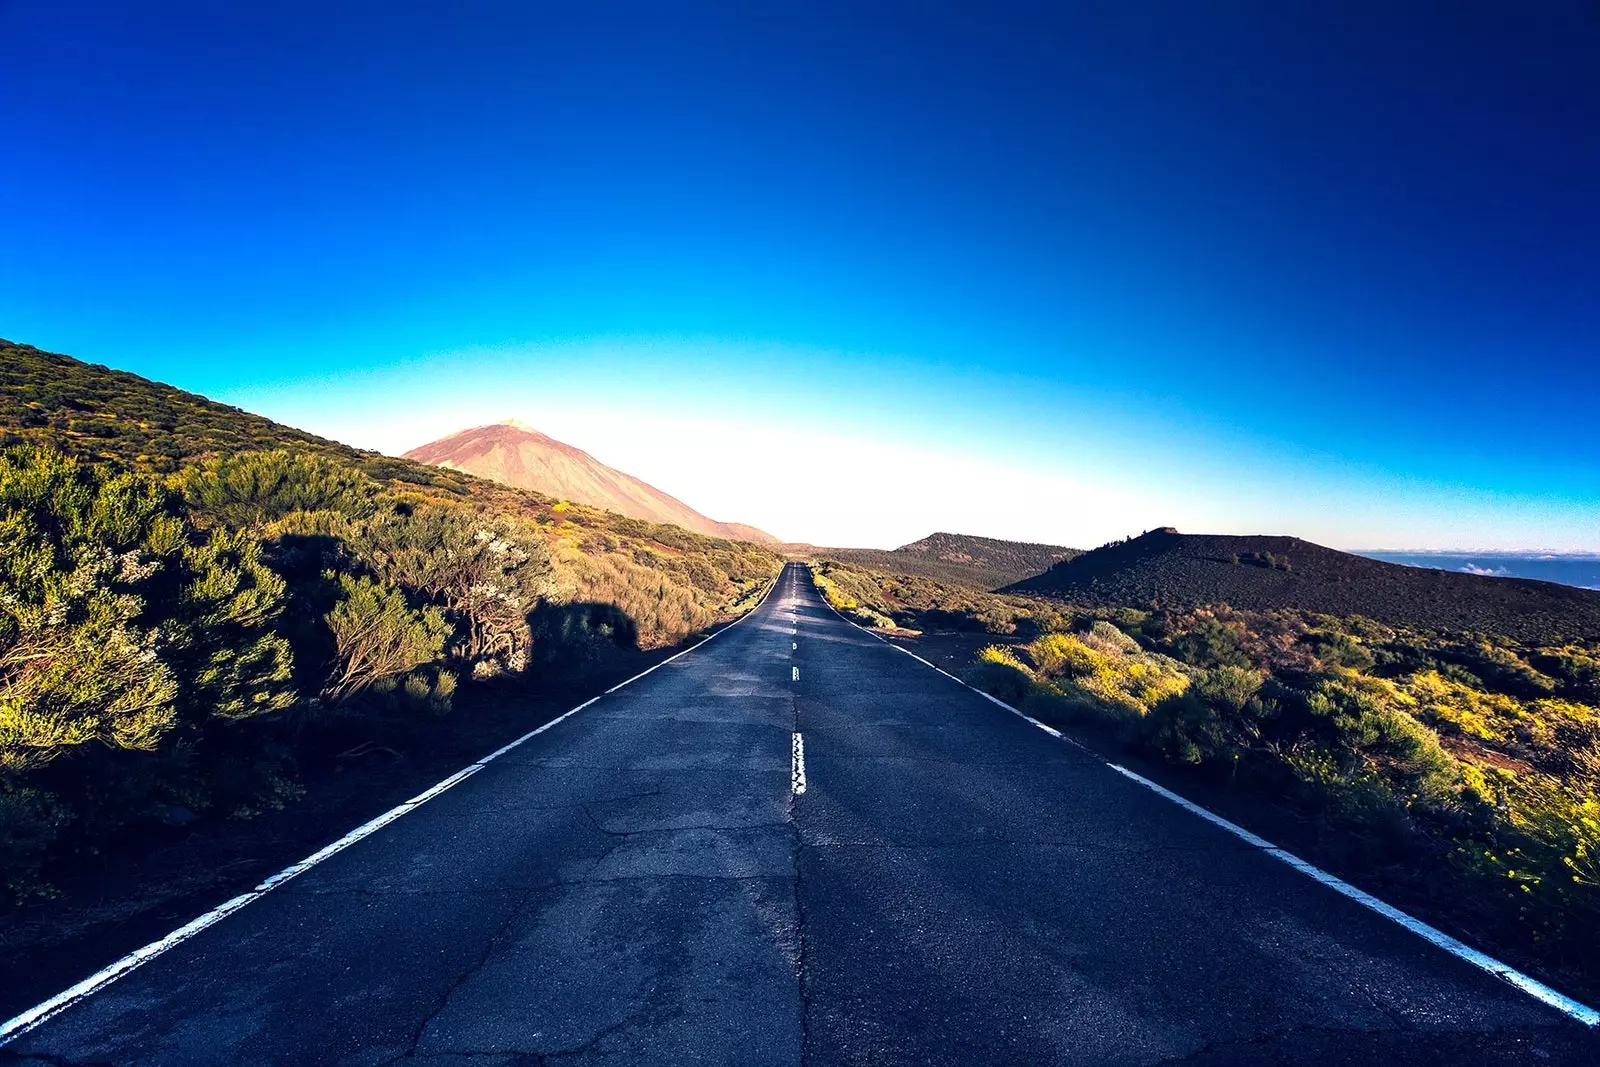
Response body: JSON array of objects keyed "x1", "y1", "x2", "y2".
[
  {"x1": 0, "y1": 339, "x2": 438, "y2": 483},
  {"x1": 1010, "y1": 527, "x2": 1600, "y2": 642},
  {"x1": 817, "y1": 532, "x2": 1078, "y2": 590},
  {"x1": 0, "y1": 338, "x2": 782, "y2": 648},
  {"x1": 405, "y1": 420, "x2": 778, "y2": 545}
]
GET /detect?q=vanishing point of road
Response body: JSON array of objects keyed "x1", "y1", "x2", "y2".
[{"x1": 4, "y1": 563, "x2": 1596, "y2": 1065}]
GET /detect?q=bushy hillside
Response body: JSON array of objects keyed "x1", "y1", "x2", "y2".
[
  {"x1": 962, "y1": 598, "x2": 1600, "y2": 985},
  {"x1": 1011, "y1": 528, "x2": 1600, "y2": 643},
  {"x1": 810, "y1": 557, "x2": 1062, "y2": 635},
  {"x1": 819, "y1": 531, "x2": 1078, "y2": 590},
  {"x1": 0, "y1": 340, "x2": 443, "y2": 486},
  {"x1": 0, "y1": 339, "x2": 780, "y2": 901},
  {"x1": 0, "y1": 340, "x2": 781, "y2": 649}
]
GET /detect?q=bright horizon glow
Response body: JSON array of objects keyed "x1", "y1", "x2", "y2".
[
  {"x1": 217, "y1": 337, "x2": 1598, "y2": 553},
  {"x1": 3, "y1": 5, "x2": 1597, "y2": 553}
]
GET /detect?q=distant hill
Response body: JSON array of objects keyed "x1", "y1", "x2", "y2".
[
  {"x1": 405, "y1": 420, "x2": 779, "y2": 544},
  {"x1": 1010, "y1": 528, "x2": 1600, "y2": 642},
  {"x1": 819, "y1": 532, "x2": 1079, "y2": 590}
]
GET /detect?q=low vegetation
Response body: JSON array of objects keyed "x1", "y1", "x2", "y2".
[
  {"x1": 817, "y1": 532, "x2": 1078, "y2": 590},
  {"x1": 811, "y1": 558, "x2": 1047, "y2": 634},
  {"x1": 0, "y1": 341, "x2": 780, "y2": 902},
  {"x1": 814, "y1": 551, "x2": 1600, "y2": 983}
]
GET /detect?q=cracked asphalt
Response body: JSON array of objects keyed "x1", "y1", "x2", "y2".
[{"x1": 5, "y1": 563, "x2": 1597, "y2": 1065}]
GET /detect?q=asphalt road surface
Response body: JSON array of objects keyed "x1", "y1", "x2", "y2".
[{"x1": 4, "y1": 563, "x2": 1596, "y2": 1065}]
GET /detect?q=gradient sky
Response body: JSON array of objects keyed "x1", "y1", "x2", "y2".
[{"x1": 4, "y1": 2, "x2": 1598, "y2": 550}]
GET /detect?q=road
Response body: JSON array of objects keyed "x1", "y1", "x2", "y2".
[{"x1": 3, "y1": 562, "x2": 1596, "y2": 1065}]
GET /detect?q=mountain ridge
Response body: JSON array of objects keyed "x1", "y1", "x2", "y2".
[
  {"x1": 1010, "y1": 527, "x2": 1600, "y2": 642},
  {"x1": 806, "y1": 531, "x2": 1079, "y2": 590},
  {"x1": 404, "y1": 420, "x2": 779, "y2": 545}
]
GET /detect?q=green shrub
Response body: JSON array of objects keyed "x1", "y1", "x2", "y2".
[
  {"x1": 320, "y1": 574, "x2": 451, "y2": 704},
  {"x1": 965, "y1": 646, "x2": 1034, "y2": 706},
  {"x1": 1299, "y1": 675, "x2": 1459, "y2": 807},
  {"x1": 1164, "y1": 617, "x2": 1252, "y2": 669},
  {"x1": 352, "y1": 504, "x2": 553, "y2": 671},
  {"x1": 1142, "y1": 666, "x2": 1267, "y2": 765},
  {"x1": 1305, "y1": 630, "x2": 1375, "y2": 671},
  {"x1": 0, "y1": 447, "x2": 292, "y2": 772},
  {"x1": 182, "y1": 450, "x2": 379, "y2": 529}
]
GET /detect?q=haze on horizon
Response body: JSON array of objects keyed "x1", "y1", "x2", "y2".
[{"x1": 3, "y1": 3, "x2": 1597, "y2": 552}]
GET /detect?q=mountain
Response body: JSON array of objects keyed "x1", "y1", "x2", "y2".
[
  {"x1": 1009, "y1": 527, "x2": 1600, "y2": 642},
  {"x1": 818, "y1": 532, "x2": 1080, "y2": 590},
  {"x1": 404, "y1": 420, "x2": 779, "y2": 545}
]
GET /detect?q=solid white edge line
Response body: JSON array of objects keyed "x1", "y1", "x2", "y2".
[
  {"x1": 0, "y1": 567, "x2": 790, "y2": 1048},
  {"x1": 804, "y1": 565, "x2": 1600, "y2": 1029}
]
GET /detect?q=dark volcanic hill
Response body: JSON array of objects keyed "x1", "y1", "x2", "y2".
[
  {"x1": 405, "y1": 420, "x2": 779, "y2": 544},
  {"x1": 1009, "y1": 528, "x2": 1600, "y2": 643},
  {"x1": 822, "y1": 532, "x2": 1079, "y2": 590}
]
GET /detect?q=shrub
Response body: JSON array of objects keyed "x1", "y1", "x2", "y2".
[
  {"x1": 1033, "y1": 627, "x2": 1189, "y2": 719},
  {"x1": 320, "y1": 574, "x2": 450, "y2": 704},
  {"x1": 1305, "y1": 630, "x2": 1375, "y2": 671},
  {"x1": 1531, "y1": 646, "x2": 1600, "y2": 703},
  {"x1": 1164, "y1": 616, "x2": 1252, "y2": 669},
  {"x1": 352, "y1": 504, "x2": 554, "y2": 671},
  {"x1": 182, "y1": 450, "x2": 379, "y2": 529},
  {"x1": 0, "y1": 446, "x2": 292, "y2": 772},
  {"x1": 164, "y1": 527, "x2": 296, "y2": 722},
  {"x1": 1234, "y1": 550, "x2": 1291, "y2": 571},
  {"x1": 0, "y1": 447, "x2": 301, "y2": 900},
  {"x1": 1301, "y1": 675, "x2": 1459, "y2": 807},
  {"x1": 1142, "y1": 666, "x2": 1269, "y2": 765},
  {"x1": 965, "y1": 646, "x2": 1034, "y2": 706},
  {"x1": 1028, "y1": 632, "x2": 1099, "y2": 677}
]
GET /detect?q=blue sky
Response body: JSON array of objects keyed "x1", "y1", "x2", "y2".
[{"x1": 3, "y1": 2, "x2": 1597, "y2": 549}]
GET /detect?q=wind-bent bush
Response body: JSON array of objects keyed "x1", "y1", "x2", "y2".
[{"x1": 320, "y1": 574, "x2": 451, "y2": 703}]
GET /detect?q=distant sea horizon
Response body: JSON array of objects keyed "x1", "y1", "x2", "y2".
[{"x1": 1359, "y1": 551, "x2": 1600, "y2": 591}]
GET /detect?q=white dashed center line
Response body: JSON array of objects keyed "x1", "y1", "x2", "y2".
[{"x1": 791, "y1": 732, "x2": 807, "y2": 795}]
